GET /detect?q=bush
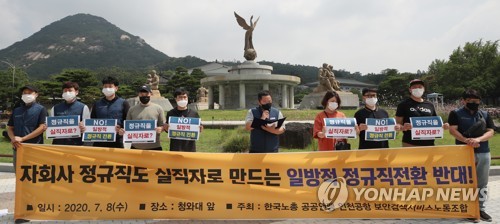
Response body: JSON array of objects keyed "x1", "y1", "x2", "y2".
[{"x1": 222, "y1": 127, "x2": 250, "y2": 153}]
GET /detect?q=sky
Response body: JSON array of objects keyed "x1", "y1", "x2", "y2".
[{"x1": 0, "y1": 0, "x2": 499, "y2": 74}]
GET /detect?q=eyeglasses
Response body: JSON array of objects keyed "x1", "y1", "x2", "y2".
[{"x1": 364, "y1": 94, "x2": 377, "y2": 98}]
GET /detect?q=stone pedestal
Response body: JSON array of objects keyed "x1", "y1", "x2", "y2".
[
  {"x1": 298, "y1": 91, "x2": 359, "y2": 109},
  {"x1": 151, "y1": 90, "x2": 161, "y2": 97}
]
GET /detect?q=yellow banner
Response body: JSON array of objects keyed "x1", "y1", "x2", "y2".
[{"x1": 15, "y1": 144, "x2": 479, "y2": 220}]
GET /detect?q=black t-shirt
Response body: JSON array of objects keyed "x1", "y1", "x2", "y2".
[
  {"x1": 354, "y1": 107, "x2": 390, "y2": 149},
  {"x1": 395, "y1": 98, "x2": 437, "y2": 146},
  {"x1": 166, "y1": 107, "x2": 200, "y2": 152},
  {"x1": 448, "y1": 107, "x2": 495, "y2": 153}
]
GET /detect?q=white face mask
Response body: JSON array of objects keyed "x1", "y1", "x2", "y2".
[
  {"x1": 328, "y1": 102, "x2": 338, "y2": 111},
  {"x1": 177, "y1": 100, "x2": 188, "y2": 108},
  {"x1": 411, "y1": 88, "x2": 425, "y2": 98},
  {"x1": 102, "y1": 88, "x2": 115, "y2": 97},
  {"x1": 22, "y1": 94, "x2": 36, "y2": 104},
  {"x1": 365, "y1": 98, "x2": 378, "y2": 107},
  {"x1": 62, "y1": 91, "x2": 76, "y2": 102}
]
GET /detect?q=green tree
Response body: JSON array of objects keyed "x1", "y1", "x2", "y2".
[
  {"x1": 164, "y1": 67, "x2": 206, "y2": 102},
  {"x1": 0, "y1": 68, "x2": 29, "y2": 110},
  {"x1": 429, "y1": 40, "x2": 500, "y2": 103},
  {"x1": 377, "y1": 69, "x2": 413, "y2": 107}
]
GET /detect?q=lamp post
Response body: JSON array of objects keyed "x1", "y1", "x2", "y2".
[{"x1": 1, "y1": 60, "x2": 16, "y2": 108}]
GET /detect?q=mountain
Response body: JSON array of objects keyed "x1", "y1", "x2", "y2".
[{"x1": 0, "y1": 13, "x2": 172, "y2": 79}]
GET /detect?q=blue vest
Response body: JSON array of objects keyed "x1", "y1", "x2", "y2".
[
  {"x1": 52, "y1": 101, "x2": 86, "y2": 146},
  {"x1": 453, "y1": 108, "x2": 490, "y2": 153},
  {"x1": 93, "y1": 97, "x2": 126, "y2": 126},
  {"x1": 250, "y1": 107, "x2": 280, "y2": 153},
  {"x1": 10, "y1": 103, "x2": 46, "y2": 144}
]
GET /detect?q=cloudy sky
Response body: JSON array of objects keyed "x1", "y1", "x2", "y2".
[{"x1": 0, "y1": 0, "x2": 499, "y2": 74}]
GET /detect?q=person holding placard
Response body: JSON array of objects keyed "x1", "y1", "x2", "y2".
[
  {"x1": 395, "y1": 79, "x2": 448, "y2": 147},
  {"x1": 90, "y1": 76, "x2": 130, "y2": 148},
  {"x1": 355, "y1": 88, "x2": 391, "y2": 149},
  {"x1": 120, "y1": 85, "x2": 165, "y2": 150},
  {"x1": 448, "y1": 89, "x2": 495, "y2": 222},
  {"x1": 313, "y1": 90, "x2": 348, "y2": 151},
  {"x1": 7, "y1": 85, "x2": 47, "y2": 170},
  {"x1": 245, "y1": 90, "x2": 286, "y2": 153},
  {"x1": 164, "y1": 88, "x2": 202, "y2": 152},
  {"x1": 50, "y1": 81, "x2": 90, "y2": 146}
]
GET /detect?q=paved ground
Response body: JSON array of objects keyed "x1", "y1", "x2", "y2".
[{"x1": 2, "y1": 171, "x2": 500, "y2": 223}]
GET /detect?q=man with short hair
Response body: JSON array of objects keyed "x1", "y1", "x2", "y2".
[
  {"x1": 7, "y1": 85, "x2": 47, "y2": 169},
  {"x1": 121, "y1": 85, "x2": 164, "y2": 150},
  {"x1": 355, "y1": 88, "x2": 390, "y2": 149},
  {"x1": 90, "y1": 76, "x2": 130, "y2": 148},
  {"x1": 395, "y1": 79, "x2": 448, "y2": 147},
  {"x1": 245, "y1": 90, "x2": 285, "y2": 153},
  {"x1": 164, "y1": 88, "x2": 202, "y2": 152},
  {"x1": 50, "y1": 81, "x2": 90, "y2": 146},
  {"x1": 448, "y1": 89, "x2": 495, "y2": 222}
]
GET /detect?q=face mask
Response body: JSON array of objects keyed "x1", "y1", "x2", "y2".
[
  {"x1": 62, "y1": 91, "x2": 76, "y2": 102},
  {"x1": 22, "y1": 94, "x2": 36, "y2": 104},
  {"x1": 177, "y1": 100, "x2": 188, "y2": 108},
  {"x1": 411, "y1": 88, "x2": 424, "y2": 98},
  {"x1": 466, "y1": 102, "x2": 479, "y2": 111},
  {"x1": 261, "y1": 103, "x2": 272, "y2": 110},
  {"x1": 139, "y1": 96, "x2": 150, "y2": 104},
  {"x1": 102, "y1": 88, "x2": 115, "y2": 97},
  {"x1": 365, "y1": 98, "x2": 378, "y2": 107},
  {"x1": 328, "y1": 102, "x2": 338, "y2": 111}
]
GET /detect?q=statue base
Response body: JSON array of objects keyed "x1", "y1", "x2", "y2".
[{"x1": 298, "y1": 91, "x2": 359, "y2": 109}]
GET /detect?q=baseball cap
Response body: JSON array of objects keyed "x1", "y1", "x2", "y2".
[
  {"x1": 137, "y1": 85, "x2": 152, "y2": 93},
  {"x1": 20, "y1": 85, "x2": 39, "y2": 93},
  {"x1": 409, "y1": 79, "x2": 424, "y2": 87}
]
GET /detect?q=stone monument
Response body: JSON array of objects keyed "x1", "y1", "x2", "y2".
[
  {"x1": 126, "y1": 70, "x2": 173, "y2": 111},
  {"x1": 299, "y1": 63, "x2": 359, "y2": 109},
  {"x1": 192, "y1": 86, "x2": 209, "y2": 110}
]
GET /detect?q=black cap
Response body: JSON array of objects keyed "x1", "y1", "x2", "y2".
[
  {"x1": 20, "y1": 85, "x2": 38, "y2": 93},
  {"x1": 409, "y1": 79, "x2": 424, "y2": 87},
  {"x1": 137, "y1": 85, "x2": 152, "y2": 93}
]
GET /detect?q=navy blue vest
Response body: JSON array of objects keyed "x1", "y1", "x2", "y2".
[
  {"x1": 10, "y1": 103, "x2": 46, "y2": 144},
  {"x1": 250, "y1": 107, "x2": 280, "y2": 153},
  {"x1": 52, "y1": 101, "x2": 86, "y2": 146},
  {"x1": 94, "y1": 97, "x2": 126, "y2": 126},
  {"x1": 453, "y1": 108, "x2": 490, "y2": 153}
]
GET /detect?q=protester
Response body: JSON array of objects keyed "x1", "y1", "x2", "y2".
[
  {"x1": 448, "y1": 89, "x2": 495, "y2": 222},
  {"x1": 245, "y1": 90, "x2": 285, "y2": 153},
  {"x1": 395, "y1": 79, "x2": 448, "y2": 147},
  {"x1": 164, "y1": 88, "x2": 202, "y2": 152},
  {"x1": 50, "y1": 81, "x2": 90, "y2": 146},
  {"x1": 7, "y1": 85, "x2": 47, "y2": 169},
  {"x1": 120, "y1": 85, "x2": 164, "y2": 150},
  {"x1": 313, "y1": 90, "x2": 352, "y2": 151},
  {"x1": 355, "y1": 88, "x2": 391, "y2": 149},
  {"x1": 90, "y1": 76, "x2": 130, "y2": 148}
]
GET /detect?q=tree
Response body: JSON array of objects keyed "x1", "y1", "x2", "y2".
[
  {"x1": 429, "y1": 40, "x2": 500, "y2": 103},
  {"x1": 164, "y1": 67, "x2": 207, "y2": 102},
  {"x1": 377, "y1": 69, "x2": 413, "y2": 107},
  {"x1": 0, "y1": 68, "x2": 29, "y2": 110}
]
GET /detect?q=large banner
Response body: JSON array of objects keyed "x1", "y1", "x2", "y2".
[{"x1": 15, "y1": 144, "x2": 479, "y2": 220}]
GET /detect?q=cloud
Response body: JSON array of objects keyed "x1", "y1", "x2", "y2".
[{"x1": 1, "y1": 0, "x2": 499, "y2": 74}]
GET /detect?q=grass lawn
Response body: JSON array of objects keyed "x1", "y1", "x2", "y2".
[{"x1": 2, "y1": 108, "x2": 499, "y2": 164}]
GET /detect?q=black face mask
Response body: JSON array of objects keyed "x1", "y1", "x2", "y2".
[
  {"x1": 261, "y1": 103, "x2": 272, "y2": 111},
  {"x1": 139, "y1": 96, "x2": 151, "y2": 104},
  {"x1": 466, "y1": 102, "x2": 479, "y2": 111}
]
